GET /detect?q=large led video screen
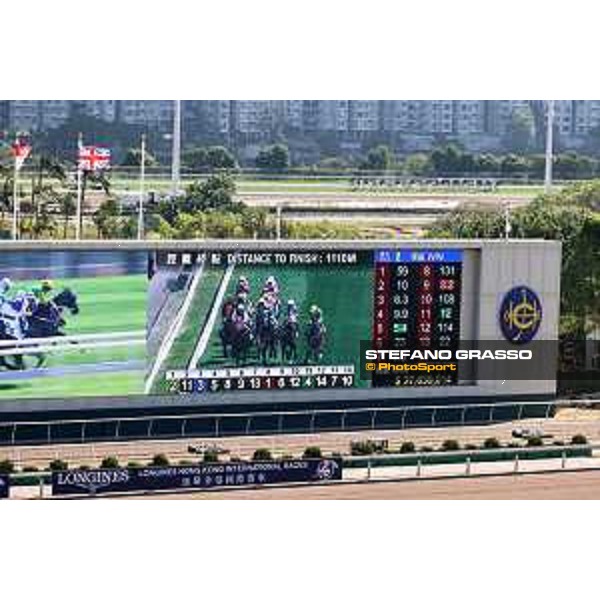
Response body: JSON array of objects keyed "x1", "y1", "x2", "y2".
[{"x1": 0, "y1": 241, "x2": 560, "y2": 411}]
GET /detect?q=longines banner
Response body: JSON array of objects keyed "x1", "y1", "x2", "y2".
[
  {"x1": 0, "y1": 474, "x2": 9, "y2": 499},
  {"x1": 51, "y1": 459, "x2": 343, "y2": 496}
]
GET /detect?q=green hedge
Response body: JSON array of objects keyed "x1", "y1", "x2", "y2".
[{"x1": 344, "y1": 446, "x2": 592, "y2": 469}]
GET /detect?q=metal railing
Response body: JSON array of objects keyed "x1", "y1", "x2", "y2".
[
  {"x1": 343, "y1": 443, "x2": 598, "y2": 483},
  {"x1": 0, "y1": 399, "x2": 572, "y2": 447},
  {"x1": 7, "y1": 442, "x2": 599, "y2": 500}
]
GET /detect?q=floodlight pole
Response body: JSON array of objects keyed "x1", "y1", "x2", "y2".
[
  {"x1": 544, "y1": 100, "x2": 555, "y2": 193},
  {"x1": 137, "y1": 134, "x2": 146, "y2": 240},
  {"x1": 11, "y1": 133, "x2": 18, "y2": 240},
  {"x1": 503, "y1": 200, "x2": 511, "y2": 240},
  {"x1": 276, "y1": 205, "x2": 282, "y2": 241},
  {"x1": 75, "y1": 132, "x2": 83, "y2": 240},
  {"x1": 171, "y1": 100, "x2": 182, "y2": 195}
]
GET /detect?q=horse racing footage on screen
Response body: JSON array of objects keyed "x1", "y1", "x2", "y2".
[
  {"x1": 148, "y1": 249, "x2": 371, "y2": 397},
  {"x1": 0, "y1": 249, "x2": 147, "y2": 400}
]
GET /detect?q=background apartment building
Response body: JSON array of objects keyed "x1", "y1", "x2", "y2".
[{"x1": 4, "y1": 100, "x2": 600, "y2": 155}]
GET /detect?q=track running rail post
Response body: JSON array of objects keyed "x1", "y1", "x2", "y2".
[
  {"x1": 310, "y1": 411, "x2": 317, "y2": 433},
  {"x1": 340, "y1": 411, "x2": 347, "y2": 432}
]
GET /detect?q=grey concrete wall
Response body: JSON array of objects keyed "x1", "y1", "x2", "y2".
[{"x1": 475, "y1": 241, "x2": 561, "y2": 396}]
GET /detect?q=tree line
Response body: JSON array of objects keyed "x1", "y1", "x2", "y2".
[
  {"x1": 151, "y1": 174, "x2": 359, "y2": 240},
  {"x1": 0, "y1": 157, "x2": 361, "y2": 240},
  {"x1": 427, "y1": 181, "x2": 600, "y2": 337},
  {"x1": 10, "y1": 122, "x2": 600, "y2": 179},
  {"x1": 336, "y1": 143, "x2": 600, "y2": 179},
  {"x1": 180, "y1": 143, "x2": 600, "y2": 180}
]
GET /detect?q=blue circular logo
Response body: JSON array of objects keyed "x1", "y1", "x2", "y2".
[{"x1": 499, "y1": 286, "x2": 543, "y2": 344}]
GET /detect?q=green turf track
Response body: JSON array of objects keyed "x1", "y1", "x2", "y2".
[
  {"x1": 0, "y1": 274, "x2": 147, "y2": 400},
  {"x1": 13, "y1": 274, "x2": 146, "y2": 335},
  {"x1": 0, "y1": 371, "x2": 143, "y2": 400},
  {"x1": 165, "y1": 262, "x2": 374, "y2": 391},
  {"x1": 108, "y1": 176, "x2": 551, "y2": 198},
  {"x1": 151, "y1": 266, "x2": 225, "y2": 394}
]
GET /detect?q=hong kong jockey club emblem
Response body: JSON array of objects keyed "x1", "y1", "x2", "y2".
[{"x1": 499, "y1": 286, "x2": 543, "y2": 344}]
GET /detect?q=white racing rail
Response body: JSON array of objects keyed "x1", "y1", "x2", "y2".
[
  {"x1": 144, "y1": 263, "x2": 204, "y2": 394},
  {"x1": 187, "y1": 262, "x2": 235, "y2": 370},
  {"x1": 0, "y1": 330, "x2": 145, "y2": 357}
]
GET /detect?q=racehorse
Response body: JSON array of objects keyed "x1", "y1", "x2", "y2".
[
  {"x1": 26, "y1": 288, "x2": 79, "y2": 339},
  {"x1": 54, "y1": 287, "x2": 80, "y2": 315},
  {"x1": 219, "y1": 299, "x2": 254, "y2": 364},
  {"x1": 254, "y1": 303, "x2": 279, "y2": 365},
  {"x1": 219, "y1": 298, "x2": 238, "y2": 359},
  {"x1": 279, "y1": 316, "x2": 299, "y2": 363},
  {"x1": 0, "y1": 288, "x2": 79, "y2": 370},
  {"x1": 0, "y1": 293, "x2": 37, "y2": 370},
  {"x1": 229, "y1": 319, "x2": 254, "y2": 365},
  {"x1": 304, "y1": 319, "x2": 327, "y2": 364}
]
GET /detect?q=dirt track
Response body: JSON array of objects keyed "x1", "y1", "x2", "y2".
[
  {"x1": 238, "y1": 193, "x2": 532, "y2": 209},
  {"x1": 140, "y1": 470, "x2": 600, "y2": 500}
]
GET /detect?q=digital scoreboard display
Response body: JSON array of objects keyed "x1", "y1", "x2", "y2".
[
  {"x1": 0, "y1": 240, "x2": 561, "y2": 413},
  {"x1": 14, "y1": 241, "x2": 571, "y2": 414},
  {"x1": 372, "y1": 249, "x2": 462, "y2": 387}
]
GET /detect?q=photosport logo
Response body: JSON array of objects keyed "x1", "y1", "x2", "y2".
[{"x1": 500, "y1": 286, "x2": 543, "y2": 344}]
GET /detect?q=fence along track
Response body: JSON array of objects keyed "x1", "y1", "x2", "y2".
[
  {"x1": 144, "y1": 263, "x2": 205, "y2": 395},
  {"x1": 0, "y1": 400, "x2": 578, "y2": 459},
  {"x1": 1, "y1": 417, "x2": 596, "y2": 471},
  {"x1": 187, "y1": 262, "x2": 236, "y2": 370},
  {"x1": 0, "y1": 331, "x2": 145, "y2": 356}
]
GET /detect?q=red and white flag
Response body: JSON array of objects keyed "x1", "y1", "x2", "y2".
[
  {"x1": 11, "y1": 139, "x2": 32, "y2": 171},
  {"x1": 78, "y1": 145, "x2": 111, "y2": 172}
]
